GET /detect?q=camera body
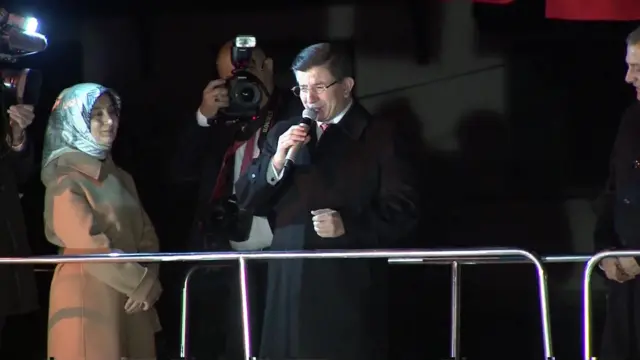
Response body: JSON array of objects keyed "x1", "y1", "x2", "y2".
[
  {"x1": 217, "y1": 35, "x2": 264, "y2": 121},
  {"x1": 0, "y1": 9, "x2": 47, "y2": 105}
]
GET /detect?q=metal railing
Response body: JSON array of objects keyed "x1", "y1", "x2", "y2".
[
  {"x1": 387, "y1": 255, "x2": 591, "y2": 360},
  {"x1": 19, "y1": 248, "x2": 610, "y2": 360},
  {"x1": 582, "y1": 250, "x2": 640, "y2": 360},
  {"x1": 178, "y1": 248, "x2": 553, "y2": 360}
]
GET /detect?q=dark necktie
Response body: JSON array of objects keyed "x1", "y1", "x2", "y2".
[{"x1": 210, "y1": 133, "x2": 257, "y2": 202}]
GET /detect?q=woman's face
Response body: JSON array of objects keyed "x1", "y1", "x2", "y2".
[{"x1": 90, "y1": 93, "x2": 119, "y2": 146}]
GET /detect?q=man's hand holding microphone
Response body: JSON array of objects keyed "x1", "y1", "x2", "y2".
[
  {"x1": 271, "y1": 109, "x2": 317, "y2": 173},
  {"x1": 269, "y1": 109, "x2": 346, "y2": 238},
  {"x1": 271, "y1": 124, "x2": 311, "y2": 173}
]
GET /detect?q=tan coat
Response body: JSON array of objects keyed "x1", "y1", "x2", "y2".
[{"x1": 42, "y1": 151, "x2": 162, "y2": 360}]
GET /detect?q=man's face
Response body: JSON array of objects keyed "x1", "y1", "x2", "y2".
[
  {"x1": 294, "y1": 65, "x2": 353, "y2": 122},
  {"x1": 625, "y1": 43, "x2": 640, "y2": 100}
]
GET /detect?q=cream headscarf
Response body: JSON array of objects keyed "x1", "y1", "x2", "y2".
[{"x1": 41, "y1": 83, "x2": 121, "y2": 168}]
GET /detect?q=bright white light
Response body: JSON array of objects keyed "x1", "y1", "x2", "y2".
[{"x1": 24, "y1": 17, "x2": 38, "y2": 33}]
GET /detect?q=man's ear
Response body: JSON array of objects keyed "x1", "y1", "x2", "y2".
[
  {"x1": 263, "y1": 57, "x2": 274, "y2": 72},
  {"x1": 343, "y1": 77, "x2": 355, "y2": 97}
]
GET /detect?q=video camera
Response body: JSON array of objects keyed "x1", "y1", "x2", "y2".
[
  {"x1": 0, "y1": 8, "x2": 47, "y2": 105},
  {"x1": 217, "y1": 35, "x2": 265, "y2": 121}
]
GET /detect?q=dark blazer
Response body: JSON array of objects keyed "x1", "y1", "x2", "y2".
[
  {"x1": 235, "y1": 102, "x2": 419, "y2": 360},
  {"x1": 171, "y1": 88, "x2": 303, "y2": 250},
  {"x1": 594, "y1": 102, "x2": 640, "y2": 251},
  {"x1": 0, "y1": 139, "x2": 38, "y2": 317},
  {"x1": 594, "y1": 102, "x2": 640, "y2": 360}
]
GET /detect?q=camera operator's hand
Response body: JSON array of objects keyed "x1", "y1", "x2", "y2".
[
  {"x1": 199, "y1": 79, "x2": 229, "y2": 119},
  {"x1": 7, "y1": 105, "x2": 34, "y2": 147},
  {"x1": 272, "y1": 124, "x2": 311, "y2": 173}
]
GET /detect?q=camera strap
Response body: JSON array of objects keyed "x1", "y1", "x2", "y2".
[{"x1": 210, "y1": 109, "x2": 275, "y2": 202}]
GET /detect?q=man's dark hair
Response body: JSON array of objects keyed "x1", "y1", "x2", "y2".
[
  {"x1": 291, "y1": 42, "x2": 353, "y2": 80},
  {"x1": 627, "y1": 26, "x2": 640, "y2": 46}
]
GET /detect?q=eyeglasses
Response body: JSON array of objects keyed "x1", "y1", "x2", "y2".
[{"x1": 291, "y1": 80, "x2": 339, "y2": 97}]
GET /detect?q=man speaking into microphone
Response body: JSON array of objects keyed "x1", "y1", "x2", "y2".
[{"x1": 235, "y1": 42, "x2": 419, "y2": 360}]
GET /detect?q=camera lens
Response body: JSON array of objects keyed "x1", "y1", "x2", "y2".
[
  {"x1": 232, "y1": 81, "x2": 261, "y2": 107},
  {"x1": 239, "y1": 87, "x2": 255, "y2": 102}
]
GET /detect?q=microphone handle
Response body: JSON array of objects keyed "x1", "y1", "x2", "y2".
[
  {"x1": 283, "y1": 158, "x2": 295, "y2": 171},
  {"x1": 283, "y1": 143, "x2": 302, "y2": 169},
  {"x1": 283, "y1": 122, "x2": 311, "y2": 170}
]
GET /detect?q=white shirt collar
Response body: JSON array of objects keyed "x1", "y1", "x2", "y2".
[{"x1": 318, "y1": 100, "x2": 353, "y2": 127}]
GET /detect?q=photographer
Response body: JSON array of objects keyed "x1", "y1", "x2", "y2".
[
  {"x1": 0, "y1": 101, "x2": 38, "y2": 349},
  {"x1": 172, "y1": 38, "x2": 302, "y2": 359}
]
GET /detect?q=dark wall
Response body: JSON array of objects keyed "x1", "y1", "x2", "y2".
[
  {"x1": 478, "y1": 3, "x2": 640, "y2": 192},
  {"x1": 7, "y1": 3, "x2": 640, "y2": 359}
]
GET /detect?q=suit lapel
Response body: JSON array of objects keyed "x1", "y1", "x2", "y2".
[{"x1": 315, "y1": 103, "x2": 369, "y2": 158}]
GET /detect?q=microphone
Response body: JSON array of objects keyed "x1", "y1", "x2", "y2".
[{"x1": 284, "y1": 108, "x2": 317, "y2": 170}]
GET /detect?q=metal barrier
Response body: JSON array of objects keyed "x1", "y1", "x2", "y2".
[
  {"x1": 582, "y1": 250, "x2": 640, "y2": 360},
  {"x1": 179, "y1": 248, "x2": 553, "y2": 360},
  {"x1": 388, "y1": 255, "x2": 590, "y2": 360}
]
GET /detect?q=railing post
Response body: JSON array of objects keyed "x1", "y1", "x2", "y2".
[
  {"x1": 583, "y1": 250, "x2": 619, "y2": 360},
  {"x1": 238, "y1": 256, "x2": 252, "y2": 360},
  {"x1": 447, "y1": 261, "x2": 462, "y2": 360},
  {"x1": 179, "y1": 265, "x2": 203, "y2": 359},
  {"x1": 3, "y1": 248, "x2": 558, "y2": 360}
]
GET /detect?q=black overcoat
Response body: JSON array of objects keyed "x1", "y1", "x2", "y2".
[
  {"x1": 235, "y1": 102, "x2": 419, "y2": 360},
  {"x1": 594, "y1": 102, "x2": 640, "y2": 360},
  {"x1": 0, "y1": 139, "x2": 38, "y2": 317}
]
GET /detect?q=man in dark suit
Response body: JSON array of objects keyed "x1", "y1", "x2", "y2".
[
  {"x1": 235, "y1": 42, "x2": 419, "y2": 360},
  {"x1": 171, "y1": 40, "x2": 302, "y2": 359},
  {"x1": 594, "y1": 25, "x2": 640, "y2": 360}
]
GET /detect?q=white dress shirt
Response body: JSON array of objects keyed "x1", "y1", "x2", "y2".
[
  {"x1": 196, "y1": 110, "x2": 273, "y2": 251},
  {"x1": 266, "y1": 101, "x2": 353, "y2": 185}
]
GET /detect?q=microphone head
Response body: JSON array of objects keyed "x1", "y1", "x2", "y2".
[{"x1": 301, "y1": 108, "x2": 318, "y2": 125}]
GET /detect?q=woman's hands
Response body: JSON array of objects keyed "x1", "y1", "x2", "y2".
[
  {"x1": 124, "y1": 278, "x2": 162, "y2": 314},
  {"x1": 124, "y1": 298, "x2": 149, "y2": 314}
]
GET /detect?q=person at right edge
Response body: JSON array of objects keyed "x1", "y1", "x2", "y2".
[
  {"x1": 594, "y1": 25, "x2": 640, "y2": 360},
  {"x1": 235, "y1": 42, "x2": 419, "y2": 360}
]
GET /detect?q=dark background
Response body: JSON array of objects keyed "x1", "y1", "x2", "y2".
[{"x1": 0, "y1": 0, "x2": 637, "y2": 359}]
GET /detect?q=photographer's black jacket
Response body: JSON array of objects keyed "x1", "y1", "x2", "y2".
[
  {"x1": 171, "y1": 87, "x2": 303, "y2": 250},
  {"x1": 0, "y1": 138, "x2": 39, "y2": 317}
]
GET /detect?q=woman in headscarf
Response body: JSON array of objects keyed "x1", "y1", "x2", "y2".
[{"x1": 41, "y1": 83, "x2": 162, "y2": 360}]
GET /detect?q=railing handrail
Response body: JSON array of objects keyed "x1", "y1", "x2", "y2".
[
  {"x1": 3, "y1": 247, "x2": 553, "y2": 360},
  {"x1": 27, "y1": 253, "x2": 593, "y2": 269},
  {"x1": 172, "y1": 247, "x2": 552, "y2": 360},
  {"x1": 582, "y1": 249, "x2": 640, "y2": 360},
  {"x1": 0, "y1": 247, "x2": 552, "y2": 264},
  {"x1": 389, "y1": 254, "x2": 592, "y2": 265}
]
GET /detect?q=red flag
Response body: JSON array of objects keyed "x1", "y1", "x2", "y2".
[
  {"x1": 473, "y1": 0, "x2": 513, "y2": 3},
  {"x1": 546, "y1": 0, "x2": 640, "y2": 20}
]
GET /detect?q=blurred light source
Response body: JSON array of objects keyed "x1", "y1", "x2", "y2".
[{"x1": 24, "y1": 17, "x2": 37, "y2": 33}]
